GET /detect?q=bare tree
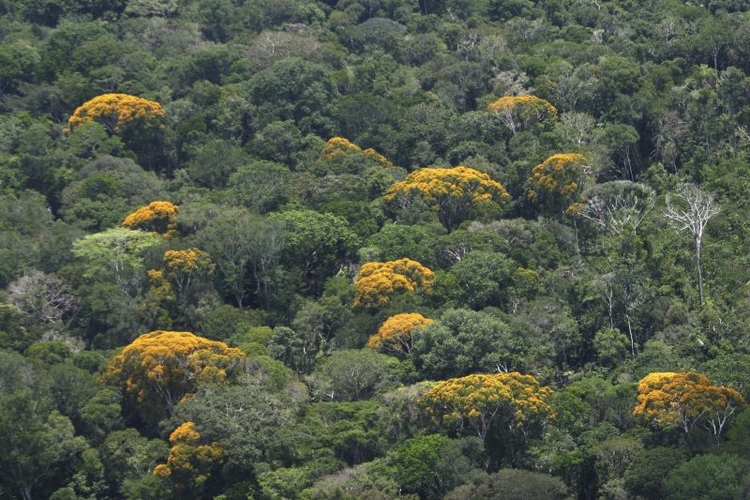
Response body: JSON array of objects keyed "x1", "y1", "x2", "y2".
[
  {"x1": 578, "y1": 181, "x2": 656, "y2": 238},
  {"x1": 664, "y1": 183, "x2": 720, "y2": 303},
  {"x1": 8, "y1": 270, "x2": 80, "y2": 339}
]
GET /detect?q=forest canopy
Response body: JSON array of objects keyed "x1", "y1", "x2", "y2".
[{"x1": 2, "y1": 0, "x2": 750, "y2": 497}]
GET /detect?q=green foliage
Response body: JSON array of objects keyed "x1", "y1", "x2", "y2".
[
  {"x1": 270, "y1": 209, "x2": 360, "y2": 295},
  {"x1": 307, "y1": 349, "x2": 400, "y2": 402},
  {"x1": 623, "y1": 446, "x2": 685, "y2": 500},
  {"x1": 5, "y1": 0, "x2": 750, "y2": 497},
  {"x1": 412, "y1": 308, "x2": 554, "y2": 380},
  {"x1": 663, "y1": 453, "x2": 750, "y2": 500},
  {"x1": 0, "y1": 385, "x2": 87, "y2": 500},
  {"x1": 449, "y1": 468, "x2": 570, "y2": 499}
]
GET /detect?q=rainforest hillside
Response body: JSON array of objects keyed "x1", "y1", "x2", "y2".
[{"x1": 2, "y1": 0, "x2": 750, "y2": 498}]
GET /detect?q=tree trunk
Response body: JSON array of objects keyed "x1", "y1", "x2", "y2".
[{"x1": 695, "y1": 235, "x2": 704, "y2": 304}]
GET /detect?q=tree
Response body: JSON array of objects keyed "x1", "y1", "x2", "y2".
[
  {"x1": 527, "y1": 153, "x2": 590, "y2": 216},
  {"x1": 161, "y1": 248, "x2": 215, "y2": 298},
  {"x1": 59, "y1": 155, "x2": 166, "y2": 231},
  {"x1": 105, "y1": 331, "x2": 245, "y2": 426},
  {"x1": 664, "y1": 183, "x2": 720, "y2": 303},
  {"x1": 364, "y1": 223, "x2": 441, "y2": 269},
  {"x1": 187, "y1": 207, "x2": 288, "y2": 310},
  {"x1": 246, "y1": 57, "x2": 340, "y2": 136},
  {"x1": 384, "y1": 166, "x2": 510, "y2": 230},
  {"x1": 366, "y1": 313, "x2": 433, "y2": 357},
  {"x1": 307, "y1": 349, "x2": 399, "y2": 402},
  {"x1": 386, "y1": 434, "x2": 451, "y2": 493},
  {"x1": 487, "y1": 95, "x2": 557, "y2": 135},
  {"x1": 7, "y1": 270, "x2": 79, "y2": 339},
  {"x1": 412, "y1": 308, "x2": 554, "y2": 381},
  {"x1": 65, "y1": 93, "x2": 165, "y2": 134},
  {"x1": 71, "y1": 227, "x2": 163, "y2": 296},
  {"x1": 270, "y1": 209, "x2": 360, "y2": 295},
  {"x1": 0, "y1": 303, "x2": 34, "y2": 352},
  {"x1": 267, "y1": 325, "x2": 318, "y2": 375},
  {"x1": 633, "y1": 371, "x2": 745, "y2": 438},
  {"x1": 312, "y1": 136, "x2": 393, "y2": 175},
  {"x1": 99, "y1": 429, "x2": 168, "y2": 498},
  {"x1": 194, "y1": 208, "x2": 279, "y2": 308},
  {"x1": 0, "y1": 43, "x2": 40, "y2": 97},
  {"x1": 445, "y1": 468, "x2": 569, "y2": 500},
  {"x1": 0, "y1": 352, "x2": 87, "y2": 500},
  {"x1": 166, "y1": 379, "x2": 303, "y2": 486},
  {"x1": 0, "y1": 392, "x2": 87, "y2": 500},
  {"x1": 153, "y1": 422, "x2": 224, "y2": 499},
  {"x1": 227, "y1": 160, "x2": 291, "y2": 214},
  {"x1": 353, "y1": 258, "x2": 435, "y2": 309},
  {"x1": 576, "y1": 181, "x2": 656, "y2": 238},
  {"x1": 448, "y1": 250, "x2": 516, "y2": 309},
  {"x1": 122, "y1": 201, "x2": 179, "y2": 238},
  {"x1": 385, "y1": 434, "x2": 483, "y2": 498},
  {"x1": 418, "y1": 372, "x2": 554, "y2": 444},
  {"x1": 663, "y1": 453, "x2": 750, "y2": 500},
  {"x1": 623, "y1": 446, "x2": 684, "y2": 500}
]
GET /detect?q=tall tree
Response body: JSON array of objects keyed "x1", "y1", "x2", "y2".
[
  {"x1": 105, "y1": 331, "x2": 244, "y2": 427},
  {"x1": 65, "y1": 93, "x2": 165, "y2": 135},
  {"x1": 418, "y1": 372, "x2": 554, "y2": 444},
  {"x1": 633, "y1": 371, "x2": 744, "y2": 439},
  {"x1": 384, "y1": 166, "x2": 510, "y2": 230},
  {"x1": 664, "y1": 183, "x2": 720, "y2": 303},
  {"x1": 353, "y1": 258, "x2": 435, "y2": 309},
  {"x1": 487, "y1": 95, "x2": 557, "y2": 136},
  {"x1": 366, "y1": 313, "x2": 433, "y2": 357}
]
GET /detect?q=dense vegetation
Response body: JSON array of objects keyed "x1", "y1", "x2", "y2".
[{"x1": 2, "y1": 0, "x2": 750, "y2": 497}]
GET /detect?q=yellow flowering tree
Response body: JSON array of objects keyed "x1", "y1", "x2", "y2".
[
  {"x1": 527, "y1": 153, "x2": 589, "y2": 215},
  {"x1": 354, "y1": 258, "x2": 435, "y2": 309},
  {"x1": 366, "y1": 313, "x2": 433, "y2": 357},
  {"x1": 122, "y1": 201, "x2": 179, "y2": 238},
  {"x1": 66, "y1": 93, "x2": 165, "y2": 134},
  {"x1": 633, "y1": 371, "x2": 745, "y2": 438},
  {"x1": 316, "y1": 136, "x2": 394, "y2": 173},
  {"x1": 162, "y1": 248, "x2": 215, "y2": 297},
  {"x1": 153, "y1": 421, "x2": 223, "y2": 497},
  {"x1": 419, "y1": 372, "x2": 554, "y2": 444},
  {"x1": 487, "y1": 95, "x2": 557, "y2": 135},
  {"x1": 384, "y1": 166, "x2": 510, "y2": 230},
  {"x1": 105, "y1": 331, "x2": 244, "y2": 425}
]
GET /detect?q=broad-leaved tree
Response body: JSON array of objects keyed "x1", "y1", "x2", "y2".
[
  {"x1": 384, "y1": 166, "x2": 509, "y2": 230},
  {"x1": 366, "y1": 313, "x2": 433, "y2": 357},
  {"x1": 153, "y1": 421, "x2": 223, "y2": 498},
  {"x1": 66, "y1": 93, "x2": 165, "y2": 134},
  {"x1": 527, "y1": 153, "x2": 590, "y2": 216},
  {"x1": 419, "y1": 372, "x2": 554, "y2": 443},
  {"x1": 122, "y1": 201, "x2": 179, "y2": 238},
  {"x1": 633, "y1": 371, "x2": 744, "y2": 438},
  {"x1": 105, "y1": 331, "x2": 244, "y2": 427},
  {"x1": 487, "y1": 95, "x2": 557, "y2": 135},
  {"x1": 354, "y1": 258, "x2": 435, "y2": 309}
]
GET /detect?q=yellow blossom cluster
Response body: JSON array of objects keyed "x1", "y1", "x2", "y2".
[
  {"x1": 419, "y1": 372, "x2": 554, "y2": 442},
  {"x1": 384, "y1": 166, "x2": 509, "y2": 230},
  {"x1": 122, "y1": 201, "x2": 179, "y2": 238},
  {"x1": 366, "y1": 312, "x2": 433, "y2": 355},
  {"x1": 488, "y1": 95, "x2": 557, "y2": 123},
  {"x1": 322, "y1": 136, "x2": 360, "y2": 161},
  {"x1": 153, "y1": 421, "x2": 224, "y2": 492},
  {"x1": 527, "y1": 153, "x2": 588, "y2": 213},
  {"x1": 106, "y1": 331, "x2": 244, "y2": 417},
  {"x1": 354, "y1": 258, "x2": 435, "y2": 309},
  {"x1": 633, "y1": 371, "x2": 745, "y2": 434},
  {"x1": 66, "y1": 93, "x2": 165, "y2": 134}
]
